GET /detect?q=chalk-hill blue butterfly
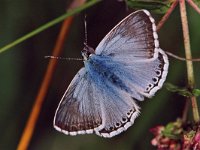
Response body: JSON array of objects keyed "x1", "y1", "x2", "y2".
[{"x1": 54, "y1": 10, "x2": 169, "y2": 138}]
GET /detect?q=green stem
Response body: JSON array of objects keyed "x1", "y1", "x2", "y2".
[
  {"x1": 0, "y1": 0, "x2": 100, "y2": 54},
  {"x1": 179, "y1": 0, "x2": 199, "y2": 122}
]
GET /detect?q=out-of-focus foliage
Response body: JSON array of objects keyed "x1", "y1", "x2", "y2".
[
  {"x1": 193, "y1": 89, "x2": 200, "y2": 97},
  {"x1": 125, "y1": 0, "x2": 172, "y2": 14},
  {"x1": 165, "y1": 83, "x2": 200, "y2": 97},
  {"x1": 151, "y1": 119, "x2": 200, "y2": 149},
  {"x1": 161, "y1": 119, "x2": 182, "y2": 140},
  {"x1": 194, "y1": 0, "x2": 200, "y2": 8},
  {"x1": 0, "y1": 0, "x2": 200, "y2": 150}
]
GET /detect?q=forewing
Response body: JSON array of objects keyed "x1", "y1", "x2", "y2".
[
  {"x1": 95, "y1": 10, "x2": 158, "y2": 60},
  {"x1": 95, "y1": 9, "x2": 168, "y2": 98},
  {"x1": 54, "y1": 68, "x2": 102, "y2": 135}
]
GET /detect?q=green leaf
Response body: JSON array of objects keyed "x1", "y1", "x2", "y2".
[
  {"x1": 165, "y1": 83, "x2": 200, "y2": 97},
  {"x1": 164, "y1": 83, "x2": 193, "y2": 97},
  {"x1": 193, "y1": 89, "x2": 200, "y2": 97},
  {"x1": 162, "y1": 119, "x2": 182, "y2": 140},
  {"x1": 125, "y1": 0, "x2": 171, "y2": 14},
  {"x1": 162, "y1": 132, "x2": 180, "y2": 139},
  {"x1": 185, "y1": 130, "x2": 196, "y2": 139}
]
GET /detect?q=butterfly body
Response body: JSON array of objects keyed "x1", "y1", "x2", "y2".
[
  {"x1": 85, "y1": 54, "x2": 132, "y2": 93},
  {"x1": 54, "y1": 10, "x2": 169, "y2": 138}
]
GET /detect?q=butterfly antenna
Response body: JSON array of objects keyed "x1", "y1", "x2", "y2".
[
  {"x1": 84, "y1": 14, "x2": 88, "y2": 46},
  {"x1": 44, "y1": 56, "x2": 83, "y2": 61}
]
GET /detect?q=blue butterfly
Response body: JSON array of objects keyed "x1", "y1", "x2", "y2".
[{"x1": 54, "y1": 10, "x2": 169, "y2": 138}]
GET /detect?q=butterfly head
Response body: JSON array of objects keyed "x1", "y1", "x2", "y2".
[{"x1": 81, "y1": 43, "x2": 95, "y2": 61}]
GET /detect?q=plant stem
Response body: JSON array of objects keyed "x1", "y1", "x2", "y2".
[
  {"x1": 187, "y1": 0, "x2": 200, "y2": 14},
  {"x1": 179, "y1": 0, "x2": 199, "y2": 123},
  {"x1": 0, "y1": 0, "x2": 100, "y2": 54},
  {"x1": 16, "y1": 1, "x2": 100, "y2": 150},
  {"x1": 182, "y1": 98, "x2": 190, "y2": 123},
  {"x1": 17, "y1": 18, "x2": 74, "y2": 150},
  {"x1": 157, "y1": 0, "x2": 178, "y2": 31}
]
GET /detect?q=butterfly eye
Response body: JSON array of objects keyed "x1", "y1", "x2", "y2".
[
  {"x1": 81, "y1": 50, "x2": 90, "y2": 60},
  {"x1": 81, "y1": 44, "x2": 95, "y2": 60}
]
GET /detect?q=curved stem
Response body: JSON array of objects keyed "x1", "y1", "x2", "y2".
[
  {"x1": 16, "y1": 0, "x2": 100, "y2": 149},
  {"x1": 179, "y1": 0, "x2": 199, "y2": 123},
  {"x1": 0, "y1": 0, "x2": 100, "y2": 54},
  {"x1": 17, "y1": 18, "x2": 74, "y2": 150}
]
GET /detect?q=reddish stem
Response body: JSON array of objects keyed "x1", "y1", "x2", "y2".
[
  {"x1": 17, "y1": 0, "x2": 86, "y2": 149},
  {"x1": 179, "y1": 0, "x2": 199, "y2": 123},
  {"x1": 187, "y1": 0, "x2": 200, "y2": 14},
  {"x1": 157, "y1": 0, "x2": 178, "y2": 31}
]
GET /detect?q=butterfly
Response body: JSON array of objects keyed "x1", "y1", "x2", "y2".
[{"x1": 53, "y1": 10, "x2": 169, "y2": 138}]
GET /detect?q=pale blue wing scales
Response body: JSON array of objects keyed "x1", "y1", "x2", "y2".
[
  {"x1": 111, "y1": 49, "x2": 168, "y2": 98},
  {"x1": 85, "y1": 55, "x2": 145, "y2": 101},
  {"x1": 94, "y1": 9, "x2": 169, "y2": 98},
  {"x1": 54, "y1": 68, "x2": 103, "y2": 135},
  {"x1": 123, "y1": 49, "x2": 168, "y2": 97},
  {"x1": 85, "y1": 58, "x2": 140, "y2": 138},
  {"x1": 87, "y1": 53, "x2": 168, "y2": 101},
  {"x1": 95, "y1": 86, "x2": 140, "y2": 138},
  {"x1": 54, "y1": 9, "x2": 169, "y2": 138},
  {"x1": 95, "y1": 10, "x2": 158, "y2": 60}
]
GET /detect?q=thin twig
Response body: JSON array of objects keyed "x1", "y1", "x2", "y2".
[
  {"x1": 156, "y1": 0, "x2": 178, "y2": 31},
  {"x1": 179, "y1": 0, "x2": 199, "y2": 123},
  {"x1": 187, "y1": 0, "x2": 200, "y2": 14},
  {"x1": 166, "y1": 51, "x2": 200, "y2": 61},
  {"x1": 182, "y1": 98, "x2": 190, "y2": 123},
  {"x1": 16, "y1": 0, "x2": 88, "y2": 150}
]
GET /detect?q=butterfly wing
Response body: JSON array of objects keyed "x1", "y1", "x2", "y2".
[
  {"x1": 82, "y1": 56, "x2": 141, "y2": 138},
  {"x1": 95, "y1": 10, "x2": 168, "y2": 98},
  {"x1": 120, "y1": 49, "x2": 168, "y2": 97},
  {"x1": 54, "y1": 68, "x2": 103, "y2": 135},
  {"x1": 94, "y1": 85, "x2": 140, "y2": 138},
  {"x1": 96, "y1": 10, "x2": 158, "y2": 59},
  {"x1": 54, "y1": 9, "x2": 169, "y2": 138},
  {"x1": 54, "y1": 67, "x2": 140, "y2": 138}
]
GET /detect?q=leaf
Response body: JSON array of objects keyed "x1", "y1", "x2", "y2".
[
  {"x1": 164, "y1": 83, "x2": 193, "y2": 97},
  {"x1": 193, "y1": 89, "x2": 200, "y2": 97},
  {"x1": 125, "y1": 0, "x2": 171, "y2": 14},
  {"x1": 162, "y1": 119, "x2": 182, "y2": 140},
  {"x1": 165, "y1": 83, "x2": 200, "y2": 97}
]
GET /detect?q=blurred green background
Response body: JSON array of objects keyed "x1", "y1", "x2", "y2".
[{"x1": 0, "y1": 0, "x2": 200, "y2": 149}]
